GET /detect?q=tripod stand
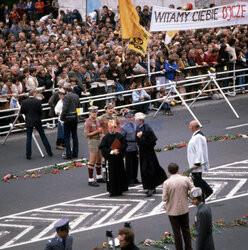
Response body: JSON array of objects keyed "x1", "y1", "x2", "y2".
[
  {"x1": 153, "y1": 81, "x2": 203, "y2": 127},
  {"x1": 2, "y1": 102, "x2": 45, "y2": 158},
  {"x1": 189, "y1": 71, "x2": 239, "y2": 118}
]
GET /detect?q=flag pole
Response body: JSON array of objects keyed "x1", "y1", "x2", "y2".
[
  {"x1": 147, "y1": 50, "x2": 151, "y2": 83},
  {"x1": 85, "y1": 0, "x2": 87, "y2": 33}
]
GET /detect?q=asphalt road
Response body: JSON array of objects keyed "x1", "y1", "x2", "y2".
[{"x1": 0, "y1": 95, "x2": 248, "y2": 250}]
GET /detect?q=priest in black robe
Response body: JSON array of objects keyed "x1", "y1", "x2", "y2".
[
  {"x1": 135, "y1": 112, "x2": 167, "y2": 197},
  {"x1": 99, "y1": 120, "x2": 128, "y2": 196}
]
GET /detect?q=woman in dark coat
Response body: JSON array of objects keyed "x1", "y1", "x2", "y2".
[{"x1": 135, "y1": 112, "x2": 167, "y2": 197}]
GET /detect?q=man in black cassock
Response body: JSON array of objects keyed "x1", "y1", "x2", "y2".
[
  {"x1": 99, "y1": 120, "x2": 128, "y2": 196},
  {"x1": 135, "y1": 112, "x2": 167, "y2": 197}
]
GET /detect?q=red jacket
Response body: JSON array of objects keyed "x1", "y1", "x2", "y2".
[
  {"x1": 195, "y1": 53, "x2": 207, "y2": 65},
  {"x1": 206, "y1": 53, "x2": 219, "y2": 66},
  {"x1": 35, "y1": 1, "x2": 44, "y2": 13}
]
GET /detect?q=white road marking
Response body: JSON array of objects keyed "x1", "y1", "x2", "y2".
[
  {"x1": 210, "y1": 159, "x2": 248, "y2": 170},
  {"x1": 226, "y1": 123, "x2": 248, "y2": 129},
  {"x1": 206, "y1": 182, "x2": 228, "y2": 200},
  {"x1": 1, "y1": 193, "x2": 248, "y2": 250},
  {"x1": 1, "y1": 226, "x2": 33, "y2": 248},
  {"x1": 0, "y1": 159, "x2": 248, "y2": 249},
  {"x1": 121, "y1": 200, "x2": 147, "y2": 221},
  {"x1": 226, "y1": 179, "x2": 247, "y2": 198}
]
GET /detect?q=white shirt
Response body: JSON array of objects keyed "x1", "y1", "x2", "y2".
[
  {"x1": 55, "y1": 99, "x2": 63, "y2": 122},
  {"x1": 187, "y1": 130, "x2": 210, "y2": 173}
]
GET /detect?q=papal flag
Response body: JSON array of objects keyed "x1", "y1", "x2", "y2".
[
  {"x1": 165, "y1": 30, "x2": 178, "y2": 44},
  {"x1": 128, "y1": 27, "x2": 150, "y2": 56},
  {"x1": 119, "y1": 0, "x2": 150, "y2": 56}
]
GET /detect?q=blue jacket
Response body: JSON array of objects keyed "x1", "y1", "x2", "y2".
[
  {"x1": 44, "y1": 235, "x2": 73, "y2": 250},
  {"x1": 120, "y1": 121, "x2": 138, "y2": 152},
  {"x1": 164, "y1": 61, "x2": 179, "y2": 80}
]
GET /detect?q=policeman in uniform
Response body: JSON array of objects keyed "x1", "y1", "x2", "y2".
[
  {"x1": 84, "y1": 106, "x2": 105, "y2": 187},
  {"x1": 191, "y1": 187, "x2": 215, "y2": 250},
  {"x1": 44, "y1": 218, "x2": 73, "y2": 250},
  {"x1": 120, "y1": 110, "x2": 140, "y2": 186}
]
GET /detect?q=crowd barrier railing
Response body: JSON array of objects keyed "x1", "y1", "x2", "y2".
[{"x1": 0, "y1": 64, "x2": 247, "y2": 135}]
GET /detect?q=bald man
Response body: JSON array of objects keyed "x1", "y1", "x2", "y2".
[{"x1": 187, "y1": 120, "x2": 213, "y2": 202}]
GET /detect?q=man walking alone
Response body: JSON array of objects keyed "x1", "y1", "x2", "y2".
[{"x1": 187, "y1": 120, "x2": 213, "y2": 201}]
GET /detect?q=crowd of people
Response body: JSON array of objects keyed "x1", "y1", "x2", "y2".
[
  {"x1": 0, "y1": 2, "x2": 230, "y2": 249},
  {"x1": 0, "y1": 1, "x2": 248, "y2": 129}
]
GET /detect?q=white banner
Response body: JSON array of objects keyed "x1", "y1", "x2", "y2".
[{"x1": 150, "y1": 1, "x2": 248, "y2": 31}]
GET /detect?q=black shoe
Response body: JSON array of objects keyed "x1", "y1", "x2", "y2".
[
  {"x1": 48, "y1": 152, "x2": 53, "y2": 157},
  {"x1": 88, "y1": 181, "x2": 99, "y2": 187},
  {"x1": 109, "y1": 193, "x2": 122, "y2": 197},
  {"x1": 96, "y1": 178, "x2": 106, "y2": 183},
  {"x1": 134, "y1": 179, "x2": 141, "y2": 184},
  {"x1": 62, "y1": 155, "x2": 72, "y2": 160},
  {"x1": 128, "y1": 183, "x2": 135, "y2": 187},
  {"x1": 26, "y1": 156, "x2": 31, "y2": 160},
  {"x1": 147, "y1": 189, "x2": 154, "y2": 197},
  {"x1": 145, "y1": 189, "x2": 156, "y2": 195}
]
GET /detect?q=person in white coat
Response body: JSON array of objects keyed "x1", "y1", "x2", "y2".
[{"x1": 187, "y1": 120, "x2": 213, "y2": 202}]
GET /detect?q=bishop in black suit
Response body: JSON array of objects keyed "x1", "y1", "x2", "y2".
[{"x1": 20, "y1": 89, "x2": 52, "y2": 159}]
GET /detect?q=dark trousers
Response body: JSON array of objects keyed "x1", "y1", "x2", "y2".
[
  {"x1": 26, "y1": 125, "x2": 52, "y2": 158},
  {"x1": 168, "y1": 213, "x2": 192, "y2": 250},
  {"x1": 125, "y1": 151, "x2": 138, "y2": 184},
  {"x1": 64, "y1": 121, "x2": 78, "y2": 158},
  {"x1": 135, "y1": 102, "x2": 149, "y2": 113},
  {"x1": 191, "y1": 172, "x2": 213, "y2": 202}
]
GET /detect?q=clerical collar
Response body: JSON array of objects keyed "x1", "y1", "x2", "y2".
[{"x1": 193, "y1": 129, "x2": 200, "y2": 136}]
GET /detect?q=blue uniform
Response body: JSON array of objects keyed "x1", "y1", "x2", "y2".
[
  {"x1": 44, "y1": 235, "x2": 73, "y2": 250},
  {"x1": 120, "y1": 121, "x2": 139, "y2": 185}
]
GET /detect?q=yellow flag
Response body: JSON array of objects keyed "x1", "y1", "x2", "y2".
[
  {"x1": 128, "y1": 27, "x2": 150, "y2": 56},
  {"x1": 89, "y1": 99, "x2": 94, "y2": 106},
  {"x1": 119, "y1": 0, "x2": 144, "y2": 39}
]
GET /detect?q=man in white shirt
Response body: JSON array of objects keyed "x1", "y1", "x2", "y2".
[{"x1": 187, "y1": 120, "x2": 213, "y2": 202}]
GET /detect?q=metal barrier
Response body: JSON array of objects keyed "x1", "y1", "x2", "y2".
[{"x1": 0, "y1": 64, "x2": 247, "y2": 135}]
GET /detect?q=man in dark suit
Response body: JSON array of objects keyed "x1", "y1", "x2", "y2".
[
  {"x1": 60, "y1": 83, "x2": 80, "y2": 159},
  {"x1": 191, "y1": 187, "x2": 215, "y2": 250},
  {"x1": 45, "y1": 218, "x2": 73, "y2": 250},
  {"x1": 20, "y1": 89, "x2": 52, "y2": 159}
]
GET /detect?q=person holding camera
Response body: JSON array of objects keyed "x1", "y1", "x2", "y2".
[{"x1": 60, "y1": 83, "x2": 80, "y2": 160}]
